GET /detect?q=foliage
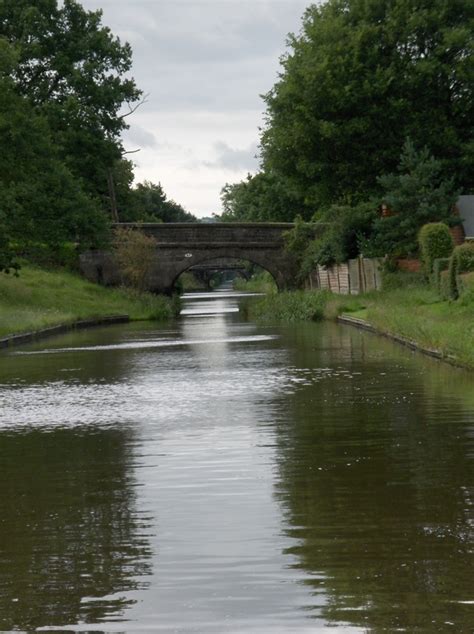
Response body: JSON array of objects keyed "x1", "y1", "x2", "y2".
[
  {"x1": 122, "y1": 181, "x2": 197, "y2": 223},
  {"x1": 283, "y1": 216, "x2": 319, "y2": 282},
  {"x1": 220, "y1": 172, "x2": 304, "y2": 222},
  {"x1": 112, "y1": 227, "x2": 157, "y2": 290},
  {"x1": 0, "y1": 226, "x2": 19, "y2": 275},
  {"x1": 367, "y1": 140, "x2": 460, "y2": 257},
  {"x1": 244, "y1": 290, "x2": 331, "y2": 323},
  {"x1": 284, "y1": 203, "x2": 377, "y2": 282},
  {"x1": 448, "y1": 242, "x2": 474, "y2": 299},
  {"x1": 246, "y1": 272, "x2": 474, "y2": 367},
  {"x1": 0, "y1": 0, "x2": 142, "y2": 203},
  {"x1": 233, "y1": 271, "x2": 277, "y2": 294},
  {"x1": 284, "y1": 216, "x2": 316, "y2": 255},
  {"x1": 432, "y1": 258, "x2": 451, "y2": 293},
  {"x1": 381, "y1": 270, "x2": 427, "y2": 291},
  {"x1": 418, "y1": 223, "x2": 454, "y2": 274},
  {"x1": 0, "y1": 264, "x2": 177, "y2": 338},
  {"x1": 0, "y1": 48, "x2": 109, "y2": 252},
  {"x1": 260, "y1": 0, "x2": 474, "y2": 211},
  {"x1": 311, "y1": 202, "x2": 377, "y2": 267},
  {"x1": 458, "y1": 272, "x2": 474, "y2": 305},
  {"x1": 452, "y1": 242, "x2": 474, "y2": 274}
]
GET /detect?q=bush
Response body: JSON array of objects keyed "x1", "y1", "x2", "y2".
[
  {"x1": 439, "y1": 269, "x2": 451, "y2": 299},
  {"x1": 286, "y1": 203, "x2": 377, "y2": 282},
  {"x1": 0, "y1": 225, "x2": 19, "y2": 275},
  {"x1": 447, "y1": 243, "x2": 474, "y2": 299},
  {"x1": 458, "y1": 272, "x2": 474, "y2": 305},
  {"x1": 112, "y1": 227, "x2": 157, "y2": 290},
  {"x1": 453, "y1": 242, "x2": 474, "y2": 274},
  {"x1": 432, "y1": 257, "x2": 451, "y2": 291},
  {"x1": 418, "y1": 223, "x2": 454, "y2": 274}
]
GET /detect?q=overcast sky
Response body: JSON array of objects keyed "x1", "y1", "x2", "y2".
[{"x1": 81, "y1": 0, "x2": 311, "y2": 217}]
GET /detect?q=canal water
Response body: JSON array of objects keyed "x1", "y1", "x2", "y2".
[{"x1": 0, "y1": 288, "x2": 473, "y2": 632}]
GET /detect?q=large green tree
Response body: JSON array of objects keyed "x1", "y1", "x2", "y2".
[
  {"x1": 261, "y1": 0, "x2": 474, "y2": 211},
  {"x1": 0, "y1": 36, "x2": 108, "y2": 254},
  {"x1": 220, "y1": 172, "x2": 304, "y2": 222},
  {"x1": 123, "y1": 181, "x2": 198, "y2": 223},
  {"x1": 0, "y1": 0, "x2": 141, "y2": 203}
]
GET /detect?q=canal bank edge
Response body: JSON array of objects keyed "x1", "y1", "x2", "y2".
[
  {"x1": 337, "y1": 314, "x2": 468, "y2": 370},
  {"x1": 0, "y1": 315, "x2": 130, "y2": 350}
]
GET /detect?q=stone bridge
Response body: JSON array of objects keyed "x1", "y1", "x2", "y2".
[{"x1": 80, "y1": 222, "x2": 315, "y2": 294}]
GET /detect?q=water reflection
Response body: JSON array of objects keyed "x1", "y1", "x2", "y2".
[
  {"x1": 0, "y1": 426, "x2": 152, "y2": 630},
  {"x1": 0, "y1": 290, "x2": 473, "y2": 631},
  {"x1": 272, "y1": 323, "x2": 474, "y2": 630}
]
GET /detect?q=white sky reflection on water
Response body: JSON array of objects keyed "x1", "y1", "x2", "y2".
[{"x1": 12, "y1": 334, "x2": 277, "y2": 355}]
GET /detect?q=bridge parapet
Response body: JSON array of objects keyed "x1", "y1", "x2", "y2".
[{"x1": 114, "y1": 222, "x2": 295, "y2": 246}]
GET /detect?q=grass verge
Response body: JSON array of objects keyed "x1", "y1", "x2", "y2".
[
  {"x1": 244, "y1": 272, "x2": 474, "y2": 368},
  {"x1": 0, "y1": 265, "x2": 178, "y2": 338}
]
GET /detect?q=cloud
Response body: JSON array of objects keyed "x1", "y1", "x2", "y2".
[
  {"x1": 79, "y1": 0, "x2": 310, "y2": 216},
  {"x1": 122, "y1": 124, "x2": 158, "y2": 149},
  {"x1": 205, "y1": 141, "x2": 259, "y2": 172}
]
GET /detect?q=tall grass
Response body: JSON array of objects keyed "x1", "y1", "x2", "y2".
[
  {"x1": 243, "y1": 290, "x2": 331, "y2": 322},
  {"x1": 0, "y1": 265, "x2": 178, "y2": 338}
]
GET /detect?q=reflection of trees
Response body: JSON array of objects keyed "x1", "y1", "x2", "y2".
[
  {"x1": 0, "y1": 427, "x2": 152, "y2": 630},
  {"x1": 1, "y1": 325, "x2": 143, "y2": 386},
  {"x1": 273, "y1": 323, "x2": 474, "y2": 631}
]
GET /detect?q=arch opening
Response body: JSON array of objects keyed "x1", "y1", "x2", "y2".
[{"x1": 172, "y1": 256, "x2": 279, "y2": 294}]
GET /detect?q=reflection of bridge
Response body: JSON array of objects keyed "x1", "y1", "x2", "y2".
[{"x1": 80, "y1": 222, "x2": 321, "y2": 294}]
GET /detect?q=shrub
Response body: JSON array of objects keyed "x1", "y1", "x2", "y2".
[
  {"x1": 432, "y1": 257, "x2": 451, "y2": 291},
  {"x1": 287, "y1": 203, "x2": 377, "y2": 282},
  {"x1": 112, "y1": 227, "x2": 157, "y2": 290},
  {"x1": 418, "y1": 223, "x2": 454, "y2": 274},
  {"x1": 448, "y1": 243, "x2": 474, "y2": 299},
  {"x1": 439, "y1": 269, "x2": 451, "y2": 299},
  {"x1": 0, "y1": 225, "x2": 19, "y2": 275},
  {"x1": 458, "y1": 272, "x2": 474, "y2": 305},
  {"x1": 453, "y1": 242, "x2": 474, "y2": 274}
]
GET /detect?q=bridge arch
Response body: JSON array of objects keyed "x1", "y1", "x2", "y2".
[{"x1": 168, "y1": 251, "x2": 282, "y2": 292}]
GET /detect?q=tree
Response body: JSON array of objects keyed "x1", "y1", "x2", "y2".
[
  {"x1": 0, "y1": 0, "x2": 142, "y2": 203},
  {"x1": 261, "y1": 0, "x2": 474, "y2": 211},
  {"x1": 112, "y1": 226, "x2": 157, "y2": 290},
  {"x1": 368, "y1": 139, "x2": 460, "y2": 257},
  {"x1": 220, "y1": 172, "x2": 304, "y2": 222},
  {"x1": 0, "y1": 37, "x2": 108, "y2": 253},
  {"x1": 123, "y1": 181, "x2": 198, "y2": 223}
]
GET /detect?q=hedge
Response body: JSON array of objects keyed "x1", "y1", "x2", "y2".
[
  {"x1": 447, "y1": 242, "x2": 474, "y2": 299},
  {"x1": 418, "y1": 223, "x2": 454, "y2": 275}
]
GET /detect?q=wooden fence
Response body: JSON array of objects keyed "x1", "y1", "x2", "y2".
[{"x1": 306, "y1": 257, "x2": 383, "y2": 294}]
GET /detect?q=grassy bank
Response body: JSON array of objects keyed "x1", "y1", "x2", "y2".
[
  {"x1": 0, "y1": 265, "x2": 178, "y2": 338},
  {"x1": 243, "y1": 273, "x2": 474, "y2": 368},
  {"x1": 233, "y1": 271, "x2": 277, "y2": 294}
]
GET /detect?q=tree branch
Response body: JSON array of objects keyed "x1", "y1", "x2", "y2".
[{"x1": 119, "y1": 93, "x2": 149, "y2": 119}]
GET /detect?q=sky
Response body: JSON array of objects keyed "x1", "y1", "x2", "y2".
[{"x1": 81, "y1": 0, "x2": 311, "y2": 218}]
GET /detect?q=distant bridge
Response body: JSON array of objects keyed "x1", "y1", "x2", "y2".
[{"x1": 80, "y1": 222, "x2": 321, "y2": 294}]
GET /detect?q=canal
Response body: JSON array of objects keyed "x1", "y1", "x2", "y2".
[{"x1": 0, "y1": 287, "x2": 473, "y2": 631}]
